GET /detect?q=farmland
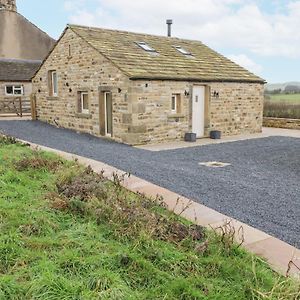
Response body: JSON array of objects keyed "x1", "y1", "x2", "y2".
[{"x1": 264, "y1": 93, "x2": 300, "y2": 119}]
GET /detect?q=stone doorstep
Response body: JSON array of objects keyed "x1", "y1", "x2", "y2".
[{"x1": 16, "y1": 138, "x2": 300, "y2": 278}]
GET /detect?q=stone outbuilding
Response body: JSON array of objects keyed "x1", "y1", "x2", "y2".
[
  {"x1": 33, "y1": 24, "x2": 265, "y2": 145},
  {"x1": 0, "y1": 0, "x2": 55, "y2": 115},
  {"x1": 0, "y1": 59, "x2": 41, "y2": 115}
]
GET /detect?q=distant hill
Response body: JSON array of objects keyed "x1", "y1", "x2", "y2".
[{"x1": 265, "y1": 82, "x2": 300, "y2": 91}]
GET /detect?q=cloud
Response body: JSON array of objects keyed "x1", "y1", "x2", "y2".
[
  {"x1": 228, "y1": 54, "x2": 263, "y2": 74},
  {"x1": 64, "y1": 0, "x2": 300, "y2": 59}
]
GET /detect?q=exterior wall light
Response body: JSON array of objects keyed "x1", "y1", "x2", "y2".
[{"x1": 213, "y1": 91, "x2": 219, "y2": 98}]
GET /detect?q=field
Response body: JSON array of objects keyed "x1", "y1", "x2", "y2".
[
  {"x1": 264, "y1": 93, "x2": 300, "y2": 119},
  {"x1": 268, "y1": 93, "x2": 300, "y2": 104},
  {"x1": 0, "y1": 136, "x2": 299, "y2": 299}
]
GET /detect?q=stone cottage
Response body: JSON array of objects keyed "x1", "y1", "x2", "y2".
[
  {"x1": 0, "y1": 0, "x2": 55, "y2": 115},
  {"x1": 0, "y1": 59, "x2": 41, "y2": 114},
  {"x1": 33, "y1": 24, "x2": 265, "y2": 144}
]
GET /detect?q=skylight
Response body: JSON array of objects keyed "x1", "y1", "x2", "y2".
[
  {"x1": 175, "y1": 46, "x2": 192, "y2": 56},
  {"x1": 136, "y1": 42, "x2": 156, "y2": 52}
]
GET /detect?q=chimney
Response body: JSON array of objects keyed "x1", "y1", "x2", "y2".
[
  {"x1": 0, "y1": 0, "x2": 17, "y2": 12},
  {"x1": 166, "y1": 19, "x2": 173, "y2": 37}
]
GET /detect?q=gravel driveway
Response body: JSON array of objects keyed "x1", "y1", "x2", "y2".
[{"x1": 1, "y1": 120, "x2": 299, "y2": 248}]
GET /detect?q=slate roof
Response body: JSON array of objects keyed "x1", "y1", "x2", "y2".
[
  {"x1": 69, "y1": 24, "x2": 265, "y2": 83},
  {"x1": 0, "y1": 58, "x2": 41, "y2": 81}
]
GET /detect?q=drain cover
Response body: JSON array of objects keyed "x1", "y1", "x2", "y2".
[{"x1": 199, "y1": 161, "x2": 231, "y2": 168}]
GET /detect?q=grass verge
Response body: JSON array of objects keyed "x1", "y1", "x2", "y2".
[{"x1": 0, "y1": 136, "x2": 299, "y2": 299}]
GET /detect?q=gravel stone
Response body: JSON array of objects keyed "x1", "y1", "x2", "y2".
[{"x1": 1, "y1": 120, "x2": 299, "y2": 248}]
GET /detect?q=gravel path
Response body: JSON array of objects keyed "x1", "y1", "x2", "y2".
[{"x1": 1, "y1": 120, "x2": 299, "y2": 248}]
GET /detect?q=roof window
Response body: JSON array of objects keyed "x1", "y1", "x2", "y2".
[
  {"x1": 136, "y1": 42, "x2": 156, "y2": 52},
  {"x1": 175, "y1": 46, "x2": 192, "y2": 56}
]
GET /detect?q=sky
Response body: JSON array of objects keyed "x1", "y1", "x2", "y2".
[{"x1": 18, "y1": 0, "x2": 300, "y2": 84}]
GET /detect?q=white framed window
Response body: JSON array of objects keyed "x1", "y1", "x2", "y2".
[
  {"x1": 5, "y1": 85, "x2": 24, "y2": 96},
  {"x1": 171, "y1": 95, "x2": 177, "y2": 112},
  {"x1": 49, "y1": 70, "x2": 58, "y2": 96},
  {"x1": 174, "y1": 46, "x2": 192, "y2": 56},
  {"x1": 80, "y1": 92, "x2": 89, "y2": 114},
  {"x1": 136, "y1": 42, "x2": 156, "y2": 52},
  {"x1": 171, "y1": 94, "x2": 181, "y2": 113}
]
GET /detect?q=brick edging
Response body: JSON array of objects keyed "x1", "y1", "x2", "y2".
[{"x1": 13, "y1": 138, "x2": 300, "y2": 278}]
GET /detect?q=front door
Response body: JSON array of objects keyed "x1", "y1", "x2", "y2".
[
  {"x1": 104, "y1": 92, "x2": 112, "y2": 136},
  {"x1": 192, "y1": 86, "x2": 205, "y2": 138}
]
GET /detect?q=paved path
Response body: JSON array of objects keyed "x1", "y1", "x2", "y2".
[{"x1": 0, "y1": 120, "x2": 299, "y2": 249}]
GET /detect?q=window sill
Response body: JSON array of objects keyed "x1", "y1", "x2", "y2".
[
  {"x1": 167, "y1": 113, "x2": 185, "y2": 119},
  {"x1": 5, "y1": 95, "x2": 24, "y2": 97},
  {"x1": 75, "y1": 113, "x2": 92, "y2": 119},
  {"x1": 46, "y1": 96, "x2": 59, "y2": 100}
]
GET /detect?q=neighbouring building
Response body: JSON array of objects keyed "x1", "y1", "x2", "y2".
[
  {"x1": 0, "y1": 59, "x2": 41, "y2": 114},
  {"x1": 0, "y1": 0, "x2": 55, "y2": 115},
  {"x1": 33, "y1": 24, "x2": 265, "y2": 145}
]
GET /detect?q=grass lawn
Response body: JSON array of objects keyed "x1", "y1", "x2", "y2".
[
  {"x1": 268, "y1": 93, "x2": 300, "y2": 104},
  {"x1": 0, "y1": 136, "x2": 299, "y2": 299}
]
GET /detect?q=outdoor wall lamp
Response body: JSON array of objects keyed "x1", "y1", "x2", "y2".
[
  {"x1": 213, "y1": 91, "x2": 219, "y2": 98},
  {"x1": 184, "y1": 90, "x2": 190, "y2": 97}
]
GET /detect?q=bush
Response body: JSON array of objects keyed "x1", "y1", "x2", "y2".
[
  {"x1": 0, "y1": 135, "x2": 18, "y2": 145},
  {"x1": 264, "y1": 100, "x2": 300, "y2": 119}
]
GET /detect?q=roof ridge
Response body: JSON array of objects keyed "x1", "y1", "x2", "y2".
[{"x1": 67, "y1": 24, "x2": 204, "y2": 44}]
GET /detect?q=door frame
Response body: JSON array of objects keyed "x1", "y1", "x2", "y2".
[
  {"x1": 191, "y1": 85, "x2": 206, "y2": 138},
  {"x1": 104, "y1": 91, "x2": 112, "y2": 137},
  {"x1": 99, "y1": 87, "x2": 113, "y2": 137}
]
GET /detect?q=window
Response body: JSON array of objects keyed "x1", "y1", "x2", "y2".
[
  {"x1": 5, "y1": 85, "x2": 24, "y2": 95},
  {"x1": 78, "y1": 92, "x2": 89, "y2": 114},
  {"x1": 171, "y1": 94, "x2": 181, "y2": 113},
  {"x1": 48, "y1": 70, "x2": 58, "y2": 96},
  {"x1": 136, "y1": 42, "x2": 156, "y2": 52},
  {"x1": 175, "y1": 46, "x2": 192, "y2": 56}
]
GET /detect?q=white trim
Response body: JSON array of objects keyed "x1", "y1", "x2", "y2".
[
  {"x1": 171, "y1": 95, "x2": 177, "y2": 113},
  {"x1": 104, "y1": 92, "x2": 112, "y2": 137},
  {"x1": 51, "y1": 71, "x2": 58, "y2": 96},
  {"x1": 192, "y1": 86, "x2": 205, "y2": 138},
  {"x1": 5, "y1": 85, "x2": 24, "y2": 96},
  {"x1": 80, "y1": 92, "x2": 89, "y2": 114}
]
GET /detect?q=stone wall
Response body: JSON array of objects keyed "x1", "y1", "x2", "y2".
[
  {"x1": 263, "y1": 117, "x2": 300, "y2": 130},
  {"x1": 125, "y1": 80, "x2": 264, "y2": 144},
  {"x1": 209, "y1": 82, "x2": 264, "y2": 135},
  {"x1": 33, "y1": 28, "x2": 264, "y2": 145},
  {"x1": 33, "y1": 28, "x2": 131, "y2": 141}
]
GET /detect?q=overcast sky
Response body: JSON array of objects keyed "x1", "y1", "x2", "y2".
[{"x1": 18, "y1": 0, "x2": 300, "y2": 83}]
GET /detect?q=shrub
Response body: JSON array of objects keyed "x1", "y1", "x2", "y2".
[{"x1": 264, "y1": 100, "x2": 300, "y2": 119}]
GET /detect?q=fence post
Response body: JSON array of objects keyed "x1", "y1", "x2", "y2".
[
  {"x1": 30, "y1": 93, "x2": 37, "y2": 120},
  {"x1": 19, "y1": 97, "x2": 23, "y2": 118}
]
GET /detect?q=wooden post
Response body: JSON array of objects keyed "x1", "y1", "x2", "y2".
[
  {"x1": 30, "y1": 93, "x2": 37, "y2": 120},
  {"x1": 19, "y1": 97, "x2": 23, "y2": 118}
]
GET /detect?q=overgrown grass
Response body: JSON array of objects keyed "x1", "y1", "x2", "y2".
[{"x1": 0, "y1": 136, "x2": 299, "y2": 299}]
